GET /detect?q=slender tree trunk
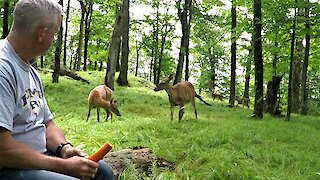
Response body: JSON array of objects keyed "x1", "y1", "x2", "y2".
[
  {"x1": 153, "y1": 12, "x2": 159, "y2": 84},
  {"x1": 272, "y1": 41, "x2": 278, "y2": 76},
  {"x1": 135, "y1": 38, "x2": 142, "y2": 77},
  {"x1": 286, "y1": 0, "x2": 297, "y2": 121},
  {"x1": 117, "y1": 0, "x2": 129, "y2": 86},
  {"x1": 301, "y1": 2, "x2": 310, "y2": 115},
  {"x1": 252, "y1": 0, "x2": 263, "y2": 118},
  {"x1": 135, "y1": 38, "x2": 139, "y2": 77},
  {"x1": 184, "y1": 0, "x2": 192, "y2": 81},
  {"x1": 2, "y1": 0, "x2": 9, "y2": 39},
  {"x1": 229, "y1": 5, "x2": 236, "y2": 107},
  {"x1": 40, "y1": 56, "x2": 44, "y2": 68},
  {"x1": 149, "y1": 49, "x2": 154, "y2": 82},
  {"x1": 52, "y1": 0, "x2": 64, "y2": 83},
  {"x1": 208, "y1": 47, "x2": 216, "y2": 95},
  {"x1": 116, "y1": 38, "x2": 121, "y2": 72},
  {"x1": 157, "y1": 20, "x2": 171, "y2": 83},
  {"x1": 63, "y1": 0, "x2": 71, "y2": 67},
  {"x1": 244, "y1": 41, "x2": 253, "y2": 99},
  {"x1": 76, "y1": 0, "x2": 85, "y2": 70},
  {"x1": 83, "y1": 2, "x2": 93, "y2": 71}
]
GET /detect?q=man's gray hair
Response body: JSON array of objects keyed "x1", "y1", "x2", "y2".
[{"x1": 11, "y1": 0, "x2": 62, "y2": 35}]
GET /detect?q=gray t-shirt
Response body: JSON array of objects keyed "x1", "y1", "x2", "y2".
[{"x1": 0, "y1": 39, "x2": 53, "y2": 153}]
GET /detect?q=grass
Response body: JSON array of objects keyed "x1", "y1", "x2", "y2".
[{"x1": 41, "y1": 70, "x2": 320, "y2": 180}]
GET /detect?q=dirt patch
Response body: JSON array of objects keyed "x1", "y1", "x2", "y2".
[{"x1": 103, "y1": 146, "x2": 175, "y2": 178}]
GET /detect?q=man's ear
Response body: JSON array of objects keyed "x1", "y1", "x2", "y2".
[{"x1": 37, "y1": 26, "x2": 47, "y2": 42}]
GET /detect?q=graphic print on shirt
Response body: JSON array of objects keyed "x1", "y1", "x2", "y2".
[{"x1": 20, "y1": 72, "x2": 44, "y2": 121}]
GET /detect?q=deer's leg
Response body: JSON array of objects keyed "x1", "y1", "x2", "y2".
[
  {"x1": 106, "y1": 112, "x2": 110, "y2": 121},
  {"x1": 191, "y1": 99, "x2": 197, "y2": 119},
  {"x1": 178, "y1": 106, "x2": 185, "y2": 122},
  {"x1": 170, "y1": 106, "x2": 174, "y2": 121},
  {"x1": 97, "y1": 108, "x2": 100, "y2": 122},
  {"x1": 86, "y1": 107, "x2": 91, "y2": 122}
]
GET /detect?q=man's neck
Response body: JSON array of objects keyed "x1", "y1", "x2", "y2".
[{"x1": 7, "y1": 32, "x2": 37, "y2": 62}]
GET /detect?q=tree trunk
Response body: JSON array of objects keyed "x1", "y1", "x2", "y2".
[
  {"x1": 208, "y1": 47, "x2": 217, "y2": 96},
  {"x1": 229, "y1": 5, "x2": 236, "y2": 107},
  {"x1": 291, "y1": 40, "x2": 302, "y2": 113},
  {"x1": 83, "y1": 2, "x2": 93, "y2": 71},
  {"x1": 135, "y1": 38, "x2": 142, "y2": 77},
  {"x1": 117, "y1": 0, "x2": 129, "y2": 86},
  {"x1": 2, "y1": 0, "x2": 9, "y2": 39},
  {"x1": 184, "y1": 0, "x2": 192, "y2": 81},
  {"x1": 76, "y1": 0, "x2": 85, "y2": 71},
  {"x1": 116, "y1": 37, "x2": 121, "y2": 72},
  {"x1": 52, "y1": 0, "x2": 64, "y2": 83},
  {"x1": 154, "y1": 7, "x2": 159, "y2": 84},
  {"x1": 301, "y1": 3, "x2": 310, "y2": 115},
  {"x1": 174, "y1": 0, "x2": 192, "y2": 85},
  {"x1": 272, "y1": 41, "x2": 278, "y2": 75},
  {"x1": 157, "y1": 18, "x2": 171, "y2": 84},
  {"x1": 252, "y1": 0, "x2": 263, "y2": 118},
  {"x1": 63, "y1": 0, "x2": 71, "y2": 68},
  {"x1": 104, "y1": 1, "x2": 126, "y2": 90},
  {"x1": 265, "y1": 75, "x2": 283, "y2": 115},
  {"x1": 286, "y1": 0, "x2": 297, "y2": 121},
  {"x1": 244, "y1": 40, "x2": 253, "y2": 99},
  {"x1": 40, "y1": 56, "x2": 44, "y2": 69}
]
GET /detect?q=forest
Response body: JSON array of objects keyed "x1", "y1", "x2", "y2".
[
  {"x1": 1, "y1": 0, "x2": 319, "y2": 117},
  {"x1": 1, "y1": 0, "x2": 320, "y2": 178}
]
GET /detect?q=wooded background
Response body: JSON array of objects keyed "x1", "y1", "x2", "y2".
[{"x1": 1, "y1": 0, "x2": 319, "y2": 119}]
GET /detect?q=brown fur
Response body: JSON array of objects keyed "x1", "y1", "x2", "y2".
[
  {"x1": 154, "y1": 74, "x2": 210, "y2": 122},
  {"x1": 86, "y1": 85, "x2": 121, "y2": 122},
  {"x1": 212, "y1": 92, "x2": 224, "y2": 101},
  {"x1": 235, "y1": 95, "x2": 250, "y2": 108}
]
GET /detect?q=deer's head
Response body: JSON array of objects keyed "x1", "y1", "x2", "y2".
[
  {"x1": 154, "y1": 74, "x2": 173, "y2": 92},
  {"x1": 109, "y1": 99, "x2": 121, "y2": 116}
]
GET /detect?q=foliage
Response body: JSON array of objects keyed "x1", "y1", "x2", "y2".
[{"x1": 42, "y1": 70, "x2": 320, "y2": 179}]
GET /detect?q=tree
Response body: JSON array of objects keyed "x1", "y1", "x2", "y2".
[
  {"x1": 286, "y1": 0, "x2": 297, "y2": 121},
  {"x1": 75, "y1": 0, "x2": 86, "y2": 70},
  {"x1": 63, "y1": 0, "x2": 71, "y2": 68},
  {"x1": 228, "y1": 3, "x2": 236, "y2": 107},
  {"x1": 105, "y1": 1, "x2": 127, "y2": 90},
  {"x1": 83, "y1": 1, "x2": 93, "y2": 71},
  {"x1": 52, "y1": 0, "x2": 64, "y2": 83},
  {"x1": 301, "y1": 1, "x2": 310, "y2": 115},
  {"x1": 252, "y1": 0, "x2": 263, "y2": 118},
  {"x1": 174, "y1": 0, "x2": 192, "y2": 84},
  {"x1": 117, "y1": 0, "x2": 130, "y2": 86},
  {"x1": 2, "y1": 0, "x2": 9, "y2": 39}
]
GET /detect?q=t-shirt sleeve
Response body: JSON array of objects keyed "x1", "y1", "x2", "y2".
[
  {"x1": 0, "y1": 75, "x2": 15, "y2": 131},
  {"x1": 42, "y1": 95, "x2": 53, "y2": 123}
]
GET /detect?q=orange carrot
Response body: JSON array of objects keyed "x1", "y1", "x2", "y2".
[{"x1": 87, "y1": 143, "x2": 112, "y2": 162}]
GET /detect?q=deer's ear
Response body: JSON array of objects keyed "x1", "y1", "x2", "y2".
[{"x1": 168, "y1": 74, "x2": 173, "y2": 81}]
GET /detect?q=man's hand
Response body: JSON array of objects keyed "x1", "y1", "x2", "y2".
[
  {"x1": 63, "y1": 156, "x2": 98, "y2": 179},
  {"x1": 60, "y1": 145, "x2": 88, "y2": 159}
]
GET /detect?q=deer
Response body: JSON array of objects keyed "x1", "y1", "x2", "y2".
[
  {"x1": 212, "y1": 91, "x2": 224, "y2": 101},
  {"x1": 86, "y1": 85, "x2": 121, "y2": 122},
  {"x1": 235, "y1": 95, "x2": 250, "y2": 108},
  {"x1": 154, "y1": 74, "x2": 211, "y2": 122}
]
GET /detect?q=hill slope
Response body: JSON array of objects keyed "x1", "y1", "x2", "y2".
[{"x1": 41, "y1": 70, "x2": 320, "y2": 179}]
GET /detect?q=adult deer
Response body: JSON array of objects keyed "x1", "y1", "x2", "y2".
[
  {"x1": 235, "y1": 95, "x2": 250, "y2": 108},
  {"x1": 86, "y1": 85, "x2": 121, "y2": 122},
  {"x1": 154, "y1": 74, "x2": 211, "y2": 122}
]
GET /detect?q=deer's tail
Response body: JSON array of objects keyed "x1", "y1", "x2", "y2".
[{"x1": 195, "y1": 94, "x2": 211, "y2": 106}]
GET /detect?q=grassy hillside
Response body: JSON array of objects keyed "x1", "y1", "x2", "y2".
[{"x1": 41, "y1": 70, "x2": 320, "y2": 180}]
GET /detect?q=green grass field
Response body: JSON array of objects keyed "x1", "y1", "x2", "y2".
[{"x1": 41, "y1": 70, "x2": 320, "y2": 180}]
